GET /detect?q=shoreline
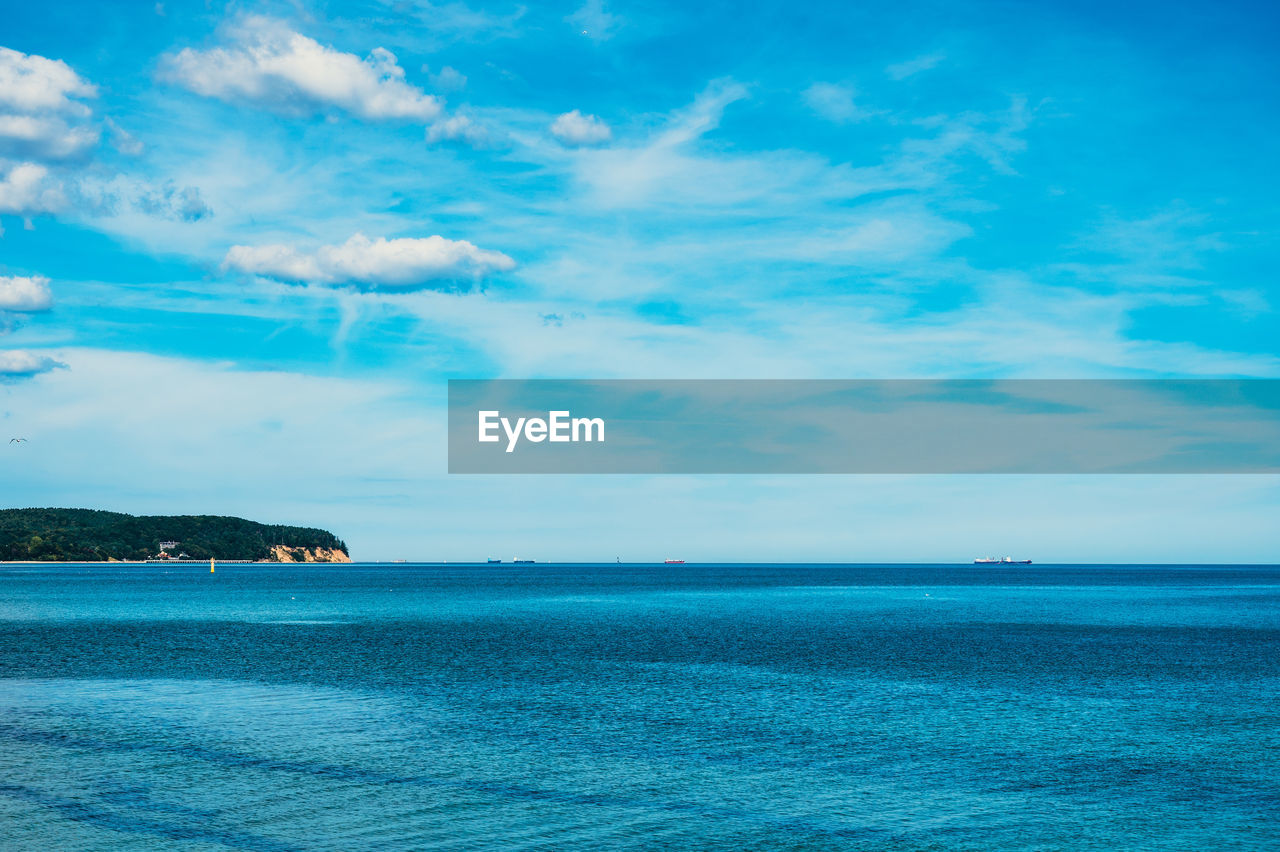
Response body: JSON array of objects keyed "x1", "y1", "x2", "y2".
[{"x1": 3, "y1": 560, "x2": 1278, "y2": 567}]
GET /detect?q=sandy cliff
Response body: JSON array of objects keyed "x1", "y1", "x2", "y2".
[{"x1": 266, "y1": 545, "x2": 352, "y2": 563}]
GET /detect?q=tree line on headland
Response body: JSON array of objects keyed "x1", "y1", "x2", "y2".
[{"x1": 0, "y1": 508, "x2": 348, "y2": 562}]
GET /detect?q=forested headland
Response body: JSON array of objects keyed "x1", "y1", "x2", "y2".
[{"x1": 0, "y1": 508, "x2": 349, "y2": 562}]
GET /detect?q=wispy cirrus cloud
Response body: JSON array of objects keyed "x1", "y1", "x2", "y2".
[
  {"x1": 1080, "y1": 205, "x2": 1227, "y2": 271},
  {"x1": 425, "y1": 65, "x2": 467, "y2": 92},
  {"x1": 0, "y1": 348, "x2": 436, "y2": 501},
  {"x1": 358, "y1": 264, "x2": 1280, "y2": 382},
  {"x1": 223, "y1": 232, "x2": 516, "y2": 290},
  {"x1": 559, "y1": 79, "x2": 751, "y2": 207},
  {"x1": 134, "y1": 181, "x2": 212, "y2": 222},
  {"x1": 161, "y1": 16, "x2": 443, "y2": 122},
  {"x1": 886, "y1": 52, "x2": 945, "y2": 80},
  {"x1": 538, "y1": 80, "x2": 1026, "y2": 222},
  {"x1": 802, "y1": 82, "x2": 868, "y2": 123}
]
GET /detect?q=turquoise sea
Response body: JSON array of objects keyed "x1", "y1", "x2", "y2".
[{"x1": 1, "y1": 563, "x2": 1278, "y2": 850}]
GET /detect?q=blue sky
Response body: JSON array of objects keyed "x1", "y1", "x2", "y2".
[{"x1": 1, "y1": 0, "x2": 1277, "y2": 561}]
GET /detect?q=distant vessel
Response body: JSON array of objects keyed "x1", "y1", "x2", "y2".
[
  {"x1": 487, "y1": 558, "x2": 501, "y2": 563},
  {"x1": 974, "y1": 556, "x2": 1032, "y2": 564},
  {"x1": 664, "y1": 559, "x2": 685, "y2": 564},
  {"x1": 513, "y1": 559, "x2": 535, "y2": 564}
]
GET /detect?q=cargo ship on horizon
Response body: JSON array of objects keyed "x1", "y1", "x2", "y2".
[{"x1": 974, "y1": 556, "x2": 1032, "y2": 564}]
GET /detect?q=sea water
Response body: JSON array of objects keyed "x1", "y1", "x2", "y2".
[{"x1": 1, "y1": 563, "x2": 1277, "y2": 850}]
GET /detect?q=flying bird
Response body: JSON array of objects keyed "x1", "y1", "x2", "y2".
[{"x1": 9, "y1": 438, "x2": 27, "y2": 443}]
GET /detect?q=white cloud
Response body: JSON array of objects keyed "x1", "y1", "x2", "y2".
[
  {"x1": 134, "y1": 182, "x2": 212, "y2": 221},
  {"x1": 0, "y1": 47, "x2": 99, "y2": 162},
  {"x1": 550, "y1": 109, "x2": 611, "y2": 145},
  {"x1": 528, "y1": 83, "x2": 1028, "y2": 220},
  {"x1": 426, "y1": 114, "x2": 489, "y2": 146},
  {"x1": 695, "y1": 200, "x2": 971, "y2": 264},
  {"x1": 369, "y1": 268, "x2": 1280, "y2": 384},
  {"x1": 564, "y1": 80, "x2": 796, "y2": 208},
  {"x1": 223, "y1": 232, "x2": 516, "y2": 290},
  {"x1": 104, "y1": 117, "x2": 144, "y2": 155},
  {"x1": 0, "y1": 275, "x2": 53, "y2": 312},
  {"x1": 0, "y1": 113, "x2": 99, "y2": 160},
  {"x1": 886, "y1": 52, "x2": 945, "y2": 80},
  {"x1": 426, "y1": 65, "x2": 466, "y2": 92},
  {"x1": 0, "y1": 162, "x2": 65, "y2": 214},
  {"x1": 0, "y1": 48, "x2": 208, "y2": 226},
  {"x1": 0, "y1": 349, "x2": 64, "y2": 378},
  {"x1": 0, "y1": 49, "x2": 202, "y2": 223},
  {"x1": 803, "y1": 82, "x2": 865, "y2": 123},
  {"x1": 0, "y1": 47, "x2": 96, "y2": 116},
  {"x1": 161, "y1": 17, "x2": 442, "y2": 121},
  {"x1": 1082, "y1": 205, "x2": 1225, "y2": 270}
]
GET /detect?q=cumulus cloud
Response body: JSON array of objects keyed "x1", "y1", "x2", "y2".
[
  {"x1": 0, "y1": 47, "x2": 99, "y2": 162},
  {"x1": 0, "y1": 162, "x2": 65, "y2": 214},
  {"x1": 0, "y1": 349, "x2": 65, "y2": 378},
  {"x1": 0, "y1": 113, "x2": 99, "y2": 160},
  {"x1": 223, "y1": 232, "x2": 516, "y2": 290},
  {"x1": 550, "y1": 110, "x2": 611, "y2": 145},
  {"x1": 426, "y1": 114, "x2": 489, "y2": 146},
  {"x1": 0, "y1": 161, "x2": 216, "y2": 223},
  {"x1": 0, "y1": 275, "x2": 53, "y2": 312},
  {"x1": 802, "y1": 82, "x2": 866, "y2": 123},
  {"x1": 0, "y1": 47, "x2": 96, "y2": 116},
  {"x1": 161, "y1": 17, "x2": 443, "y2": 121},
  {"x1": 0, "y1": 47, "x2": 210, "y2": 222}
]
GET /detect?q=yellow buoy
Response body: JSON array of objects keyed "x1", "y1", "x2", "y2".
[{"x1": 210, "y1": 558, "x2": 215, "y2": 573}]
